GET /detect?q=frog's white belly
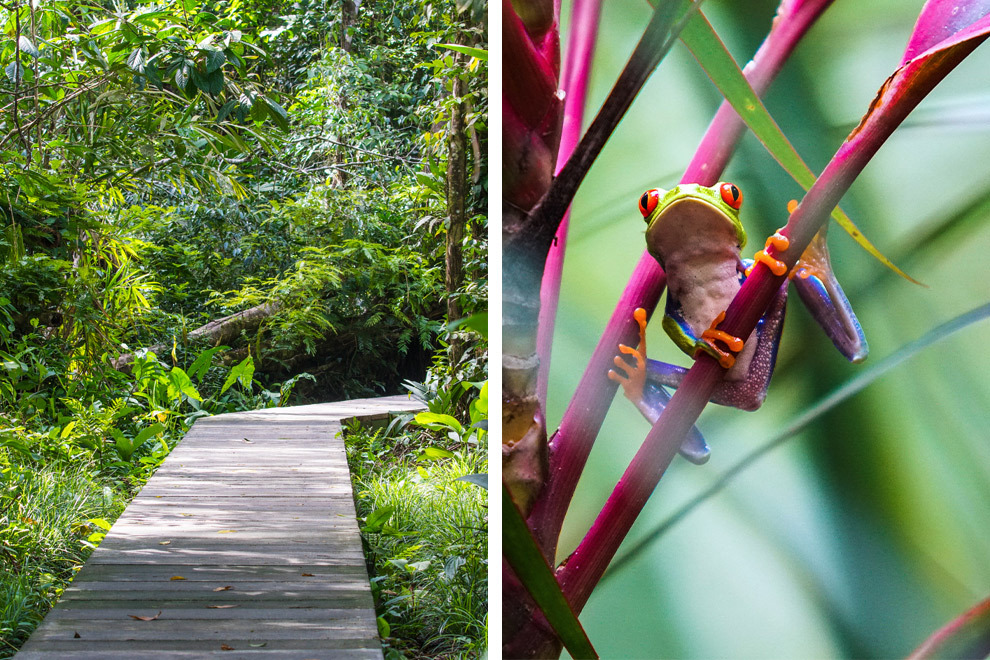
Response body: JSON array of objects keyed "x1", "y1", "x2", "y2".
[{"x1": 665, "y1": 248, "x2": 757, "y2": 381}]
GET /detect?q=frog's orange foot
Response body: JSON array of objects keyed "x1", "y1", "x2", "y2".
[
  {"x1": 609, "y1": 343, "x2": 647, "y2": 401},
  {"x1": 695, "y1": 311, "x2": 744, "y2": 369},
  {"x1": 745, "y1": 228, "x2": 791, "y2": 277},
  {"x1": 789, "y1": 263, "x2": 824, "y2": 281},
  {"x1": 609, "y1": 307, "x2": 650, "y2": 401}
]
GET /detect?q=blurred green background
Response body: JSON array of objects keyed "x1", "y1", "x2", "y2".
[{"x1": 546, "y1": 0, "x2": 990, "y2": 657}]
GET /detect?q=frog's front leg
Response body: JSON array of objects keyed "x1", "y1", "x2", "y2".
[
  {"x1": 613, "y1": 276, "x2": 787, "y2": 420},
  {"x1": 609, "y1": 308, "x2": 710, "y2": 464}
]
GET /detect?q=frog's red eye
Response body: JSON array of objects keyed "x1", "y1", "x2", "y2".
[
  {"x1": 719, "y1": 182, "x2": 743, "y2": 210},
  {"x1": 639, "y1": 189, "x2": 660, "y2": 218}
]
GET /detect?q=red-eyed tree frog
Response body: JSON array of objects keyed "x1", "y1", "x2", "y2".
[{"x1": 609, "y1": 182, "x2": 867, "y2": 464}]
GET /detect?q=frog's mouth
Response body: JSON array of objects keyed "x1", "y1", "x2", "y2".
[{"x1": 645, "y1": 194, "x2": 747, "y2": 266}]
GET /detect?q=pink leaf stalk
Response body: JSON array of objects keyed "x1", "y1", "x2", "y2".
[
  {"x1": 554, "y1": 2, "x2": 990, "y2": 614},
  {"x1": 907, "y1": 595, "x2": 990, "y2": 659},
  {"x1": 536, "y1": 0, "x2": 603, "y2": 412}
]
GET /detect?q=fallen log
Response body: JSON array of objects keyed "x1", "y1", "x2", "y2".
[{"x1": 112, "y1": 302, "x2": 278, "y2": 371}]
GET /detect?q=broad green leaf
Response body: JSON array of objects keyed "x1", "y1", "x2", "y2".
[
  {"x1": 127, "y1": 47, "x2": 145, "y2": 72},
  {"x1": 88, "y1": 518, "x2": 112, "y2": 531},
  {"x1": 455, "y1": 473, "x2": 488, "y2": 490},
  {"x1": 414, "y1": 411, "x2": 464, "y2": 433},
  {"x1": 221, "y1": 355, "x2": 254, "y2": 393},
  {"x1": 5, "y1": 62, "x2": 22, "y2": 84},
  {"x1": 435, "y1": 43, "x2": 488, "y2": 61},
  {"x1": 444, "y1": 556, "x2": 466, "y2": 580},
  {"x1": 217, "y1": 99, "x2": 238, "y2": 122},
  {"x1": 416, "y1": 446, "x2": 455, "y2": 461},
  {"x1": 133, "y1": 422, "x2": 166, "y2": 448},
  {"x1": 168, "y1": 366, "x2": 202, "y2": 402},
  {"x1": 447, "y1": 312, "x2": 488, "y2": 338},
  {"x1": 503, "y1": 484, "x2": 598, "y2": 659},
  {"x1": 188, "y1": 346, "x2": 224, "y2": 381},
  {"x1": 263, "y1": 97, "x2": 289, "y2": 131},
  {"x1": 175, "y1": 63, "x2": 190, "y2": 90},
  {"x1": 18, "y1": 36, "x2": 38, "y2": 58},
  {"x1": 678, "y1": 11, "x2": 920, "y2": 284},
  {"x1": 364, "y1": 505, "x2": 396, "y2": 533},
  {"x1": 204, "y1": 48, "x2": 226, "y2": 73}
]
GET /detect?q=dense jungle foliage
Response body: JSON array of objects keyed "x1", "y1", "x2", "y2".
[{"x1": 0, "y1": 0, "x2": 487, "y2": 656}]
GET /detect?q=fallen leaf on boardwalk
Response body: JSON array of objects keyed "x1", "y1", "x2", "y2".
[
  {"x1": 73, "y1": 632, "x2": 80, "y2": 638},
  {"x1": 300, "y1": 572, "x2": 315, "y2": 576},
  {"x1": 207, "y1": 604, "x2": 239, "y2": 609},
  {"x1": 217, "y1": 529, "x2": 237, "y2": 534},
  {"x1": 128, "y1": 611, "x2": 162, "y2": 621},
  {"x1": 243, "y1": 438, "x2": 253, "y2": 443},
  {"x1": 159, "y1": 540, "x2": 171, "y2": 545},
  {"x1": 213, "y1": 586, "x2": 234, "y2": 591},
  {"x1": 180, "y1": 513, "x2": 193, "y2": 517},
  {"x1": 170, "y1": 576, "x2": 186, "y2": 581},
  {"x1": 221, "y1": 644, "x2": 234, "y2": 651}
]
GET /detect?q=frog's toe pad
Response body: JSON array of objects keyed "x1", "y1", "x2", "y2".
[
  {"x1": 610, "y1": 344, "x2": 646, "y2": 400},
  {"x1": 679, "y1": 429, "x2": 710, "y2": 465}
]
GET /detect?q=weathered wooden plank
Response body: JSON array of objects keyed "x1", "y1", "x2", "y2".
[
  {"x1": 17, "y1": 395, "x2": 424, "y2": 658},
  {"x1": 17, "y1": 643, "x2": 383, "y2": 656},
  {"x1": 71, "y1": 564, "x2": 369, "y2": 582},
  {"x1": 27, "y1": 618, "x2": 379, "y2": 640}
]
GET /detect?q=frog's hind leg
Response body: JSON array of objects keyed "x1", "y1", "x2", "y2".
[{"x1": 708, "y1": 280, "x2": 788, "y2": 411}]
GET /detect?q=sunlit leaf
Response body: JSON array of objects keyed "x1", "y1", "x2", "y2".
[
  {"x1": 364, "y1": 505, "x2": 396, "y2": 533},
  {"x1": 435, "y1": 43, "x2": 488, "y2": 61}
]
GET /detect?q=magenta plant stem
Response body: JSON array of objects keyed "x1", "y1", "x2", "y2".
[
  {"x1": 556, "y1": 20, "x2": 989, "y2": 610},
  {"x1": 526, "y1": 0, "x2": 835, "y2": 559},
  {"x1": 537, "y1": 0, "x2": 603, "y2": 411}
]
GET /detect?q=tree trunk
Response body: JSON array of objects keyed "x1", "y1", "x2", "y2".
[
  {"x1": 445, "y1": 56, "x2": 468, "y2": 365},
  {"x1": 333, "y1": 0, "x2": 360, "y2": 188}
]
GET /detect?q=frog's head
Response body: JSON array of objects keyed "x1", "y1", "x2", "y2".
[{"x1": 637, "y1": 183, "x2": 748, "y2": 266}]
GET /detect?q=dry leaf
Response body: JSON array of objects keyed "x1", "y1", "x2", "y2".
[
  {"x1": 159, "y1": 540, "x2": 171, "y2": 545},
  {"x1": 217, "y1": 529, "x2": 237, "y2": 534},
  {"x1": 128, "y1": 611, "x2": 162, "y2": 621},
  {"x1": 300, "y1": 573, "x2": 315, "y2": 577},
  {"x1": 180, "y1": 513, "x2": 194, "y2": 517},
  {"x1": 213, "y1": 586, "x2": 234, "y2": 592},
  {"x1": 207, "y1": 604, "x2": 239, "y2": 609},
  {"x1": 220, "y1": 644, "x2": 234, "y2": 651},
  {"x1": 170, "y1": 576, "x2": 186, "y2": 581},
  {"x1": 73, "y1": 632, "x2": 81, "y2": 638}
]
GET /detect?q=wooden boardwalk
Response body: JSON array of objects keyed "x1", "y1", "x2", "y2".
[{"x1": 17, "y1": 395, "x2": 423, "y2": 659}]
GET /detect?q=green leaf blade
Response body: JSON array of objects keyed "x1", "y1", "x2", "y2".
[{"x1": 503, "y1": 483, "x2": 598, "y2": 659}]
